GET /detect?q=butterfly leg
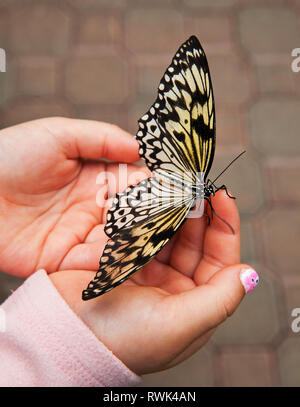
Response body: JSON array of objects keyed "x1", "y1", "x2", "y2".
[
  {"x1": 206, "y1": 179, "x2": 235, "y2": 199},
  {"x1": 203, "y1": 210, "x2": 211, "y2": 226},
  {"x1": 204, "y1": 196, "x2": 213, "y2": 224},
  {"x1": 201, "y1": 195, "x2": 212, "y2": 227},
  {"x1": 215, "y1": 184, "x2": 236, "y2": 199},
  {"x1": 205, "y1": 196, "x2": 235, "y2": 234}
]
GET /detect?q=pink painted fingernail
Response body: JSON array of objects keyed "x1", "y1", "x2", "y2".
[{"x1": 240, "y1": 268, "x2": 259, "y2": 294}]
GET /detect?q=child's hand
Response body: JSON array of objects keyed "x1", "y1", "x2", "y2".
[{"x1": 0, "y1": 117, "x2": 143, "y2": 278}]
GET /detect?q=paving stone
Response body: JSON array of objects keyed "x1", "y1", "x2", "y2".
[
  {"x1": 0, "y1": 59, "x2": 15, "y2": 106},
  {"x1": 212, "y1": 266, "x2": 281, "y2": 345},
  {"x1": 215, "y1": 106, "x2": 246, "y2": 147},
  {"x1": 249, "y1": 99, "x2": 300, "y2": 156},
  {"x1": 256, "y1": 65, "x2": 295, "y2": 94},
  {"x1": 125, "y1": 10, "x2": 184, "y2": 53},
  {"x1": 10, "y1": 4, "x2": 71, "y2": 56},
  {"x1": 76, "y1": 105, "x2": 128, "y2": 131},
  {"x1": 282, "y1": 275, "x2": 300, "y2": 336},
  {"x1": 262, "y1": 208, "x2": 300, "y2": 276},
  {"x1": 238, "y1": 8, "x2": 300, "y2": 55},
  {"x1": 130, "y1": 0, "x2": 175, "y2": 5},
  {"x1": 265, "y1": 158, "x2": 300, "y2": 203},
  {"x1": 16, "y1": 58, "x2": 57, "y2": 96},
  {"x1": 209, "y1": 153, "x2": 264, "y2": 216},
  {"x1": 209, "y1": 55, "x2": 253, "y2": 105},
  {"x1": 0, "y1": 271, "x2": 24, "y2": 304},
  {"x1": 0, "y1": 7, "x2": 9, "y2": 50},
  {"x1": 70, "y1": 0, "x2": 128, "y2": 8},
  {"x1": 136, "y1": 63, "x2": 167, "y2": 98},
  {"x1": 183, "y1": 0, "x2": 236, "y2": 8},
  {"x1": 218, "y1": 349, "x2": 273, "y2": 386},
  {"x1": 1, "y1": 99, "x2": 74, "y2": 128},
  {"x1": 77, "y1": 13, "x2": 121, "y2": 46},
  {"x1": 138, "y1": 348, "x2": 214, "y2": 387},
  {"x1": 277, "y1": 337, "x2": 300, "y2": 386},
  {"x1": 241, "y1": 219, "x2": 257, "y2": 263},
  {"x1": 256, "y1": 0, "x2": 291, "y2": 2},
  {"x1": 65, "y1": 55, "x2": 129, "y2": 104},
  {"x1": 128, "y1": 93, "x2": 156, "y2": 135},
  {"x1": 185, "y1": 15, "x2": 234, "y2": 54},
  {"x1": 295, "y1": 71, "x2": 300, "y2": 94}
]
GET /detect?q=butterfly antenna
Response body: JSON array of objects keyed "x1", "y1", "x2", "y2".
[{"x1": 210, "y1": 150, "x2": 246, "y2": 185}]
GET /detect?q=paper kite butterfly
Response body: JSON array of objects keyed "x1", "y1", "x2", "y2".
[{"x1": 82, "y1": 35, "x2": 237, "y2": 300}]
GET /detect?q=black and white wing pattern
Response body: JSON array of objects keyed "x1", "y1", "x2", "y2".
[
  {"x1": 137, "y1": 35, "x2": 215, "y2": 184},
  {"x1": 82, "y1": 35, "x2": 216, "y2": 300},
  {"x1": 82, "y1": 176, "x2": 194, "y2": 299}
]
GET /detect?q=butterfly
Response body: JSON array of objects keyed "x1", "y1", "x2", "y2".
[{"x1": 82, "y1": 35, "x2": 234, "y2": 301}]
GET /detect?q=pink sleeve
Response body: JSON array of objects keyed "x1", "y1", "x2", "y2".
[{"x1": 0, "y1": 270, "x2": 140, "y2": 387}]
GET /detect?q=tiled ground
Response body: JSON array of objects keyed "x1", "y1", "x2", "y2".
[{"x1": 0, "y1": 0, "x2": 300, "y2": 387}]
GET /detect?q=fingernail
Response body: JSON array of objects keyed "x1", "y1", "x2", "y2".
[{"x1": 240, "y1": 268, "x2": 259, "y2": 294}]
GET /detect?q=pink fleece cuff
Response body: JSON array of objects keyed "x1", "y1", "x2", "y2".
[{"x1": 0, "y1": 270, "x2": 140, "y2": 387}]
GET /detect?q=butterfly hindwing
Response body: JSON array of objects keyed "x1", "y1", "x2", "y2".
[
  {"x1": 104, "y1": 174, "x2": 195, "y2": 238},
  {"x1": 82, "y1": 176, "x2": 194, "y2": 299}
]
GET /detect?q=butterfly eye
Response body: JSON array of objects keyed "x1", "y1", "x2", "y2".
[
  {"x1": 251, "y1": 278, "x2": 254, "y2": 282},
  {"x1": 256, "y1": 278, "x2": 259, "y2": 284}
]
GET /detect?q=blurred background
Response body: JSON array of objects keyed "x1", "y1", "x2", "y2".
[{"x1": 0, "y1": 0, "x2": 299, "y2": 387}]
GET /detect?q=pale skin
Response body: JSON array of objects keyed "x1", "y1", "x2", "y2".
[{"x1": 0, "y1": 117, "x2": 253, "y2": 375}]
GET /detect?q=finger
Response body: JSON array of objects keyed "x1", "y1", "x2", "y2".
[
  {"x1": 132, "y1": 259, "x2": 196, "y2": 293},
  {"x1": 58, "y1": 240, "x2": 106, "y2": 271},
  {"x1": 168, "y1": 264, "x2": 259, "y2": 345},
  {"x1": 194, "y1": 190, "x2": 240, "y2": 285},
  {"x1": 85, "y1": 224, "x2": 105, "y2": 243},
  {"x1": 168, "y1": 201, "x2": 208, "y2": 277},
  {"x1": 47, "y1": 117, "x2": 139, "y2": 162},
  {"x1": 155, "y1": 233, "x2": 178, "y2": 264}
]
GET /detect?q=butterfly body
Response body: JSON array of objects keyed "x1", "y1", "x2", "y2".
[{"x1": 83, "y1": 35, "x2": 219, "y2": 300}]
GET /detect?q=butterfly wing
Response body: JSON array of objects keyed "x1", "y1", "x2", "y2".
[
  {"x1": 82, "y1": 176, "x2": 194, "y2": 299},
  {"x1": 136, "y1": 35, "x2": 215, "y2": 184}
]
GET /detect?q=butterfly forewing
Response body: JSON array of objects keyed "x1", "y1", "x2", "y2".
[{"x1": 136, "y1": 35, "x2": 215, "y2": 181}]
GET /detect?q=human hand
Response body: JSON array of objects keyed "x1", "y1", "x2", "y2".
[
  {"x1": 50, "y1": 191, "x2": 259, "y2": 375},
  {"x1": 0, "y1": 117, "x2": 144, "y2": 278}
]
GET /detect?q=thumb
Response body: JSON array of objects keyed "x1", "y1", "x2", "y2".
[
  {"x1": 46, "y1": 117, "x2": 139, "y2": 162},
  {"x1": 171, "y1": 264, "x2": 259, "y2": 343}
]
